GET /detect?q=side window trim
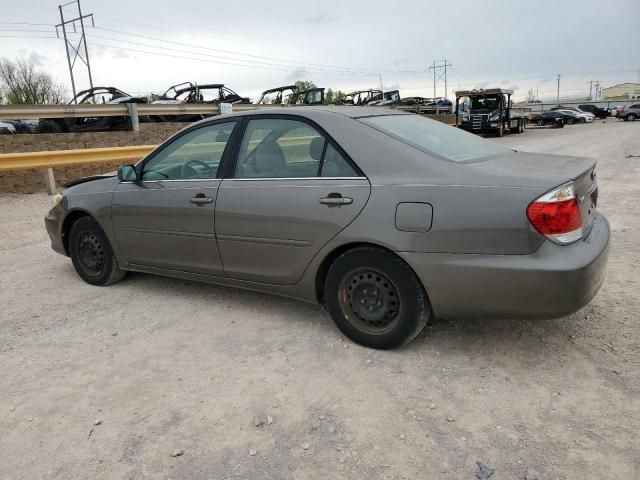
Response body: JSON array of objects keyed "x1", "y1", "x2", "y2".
[
  {"x1": 223, "y1": 113, "x2": 365, "y2": 180},
  {"x1": 136, "y1": 119, "x2": 240, "y2": 181}
]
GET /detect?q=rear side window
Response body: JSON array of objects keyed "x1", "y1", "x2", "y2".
[
  {"x1": 361, "y1": 114, "x2": 511, "y2": 162},
  {"x1": 235, "y1": 118, "x2": 360, "y2": 178}
]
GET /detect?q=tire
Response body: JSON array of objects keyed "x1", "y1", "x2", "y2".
[
  {"x1": 324, "y1": 247, "x2": 430, "y2": 349},
  {"x1": 579, "y1": 118, "x2": 586, "y2": 124},
  {"x1": 536, "y1": 120, "x2": 544, "y2": 127},
  {"x1": 496, "y1": 123, "x2": 504, "y2": 137},
  {"x1": 567, "y1": 118, "x2": 575, "y2": 125},
  {"x1": 36, "y1": 120, "x2": 63, "y2": 134},
  {"x1": 69, "y1": 216, "x2": 127, "y2": 286},
  {"x1": 626, "y1": 113, "x2": 636, "y2": 121},
  {"x1": 519, "y1": 121, "x2": 525, "y2": 133}
]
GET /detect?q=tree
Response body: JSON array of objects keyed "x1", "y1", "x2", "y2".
[
  {"x1": 0, "y1": 57, "x2": 66, "y2": 104},
  {"x1": 325, "y1": 88, "x2": 346, "y2": 104},
  {"x1": 294, "y1": 80, "x2": 316, "y2": 92}
]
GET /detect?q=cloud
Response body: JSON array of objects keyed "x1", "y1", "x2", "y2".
[
  {"x1": 286, "y1": 67, "x2": 308, "y2": 81},
  {"x1": 304, "y1": 12, "x2": 335, "y2": 25},
  {"x1": 393, "y1": 57, "x2": 412, "y2": 66}
]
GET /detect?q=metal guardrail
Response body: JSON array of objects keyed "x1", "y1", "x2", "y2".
[
  {"x1": 0, "y1": 145, "x2": 157, "y2": 195},
  {"x1": 0, "y1": 102, "x2": 291, "y2": 120}
]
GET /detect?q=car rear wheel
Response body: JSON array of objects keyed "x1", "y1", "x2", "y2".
[
  {"x1": 626, "y1": 113, "x2": 636, "y2": 121},
  {"x1": 536, "y1": 120, "x2": 544, "y2": 126},
  {"x1": 567, "y1": 118, "x2": 575, "y2": 125},
  {"x1": 325, "y1": 247, "x2": 430, "y2": 349},
  {"x1": 69, "y1": 217, "x2": 127, "y2": 286}
]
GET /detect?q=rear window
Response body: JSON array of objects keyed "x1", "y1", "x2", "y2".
[{"x1": 361, "y1": 114, "x2": 511, "y2": 162}]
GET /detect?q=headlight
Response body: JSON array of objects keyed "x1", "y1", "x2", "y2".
[
  {"x1": 489, "y1": 112, "x2": 500, "y2": 121},
  {"x1": 53, "y1": 193, "x2": 64, "y2": 206}
]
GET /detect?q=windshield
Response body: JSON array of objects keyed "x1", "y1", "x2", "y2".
[
  {"x1": 471, "y1": 95, "x2": 501, "y2": 110},
  {"x1": 361, "y1": 114, "x2": 512, "y2": 162}
]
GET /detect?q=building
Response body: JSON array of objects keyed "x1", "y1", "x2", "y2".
[{"x1": 601, "y1": 83, "x2": 640, "y2": 100}]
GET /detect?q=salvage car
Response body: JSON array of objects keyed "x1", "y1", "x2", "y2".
[
  {"x1": 45, "y1": 107, "x2": 609, "y2": 349},
  {"x1": 36, "y1": 87, "x2": 147, "y2": 133},
  {"x1": 257, "y1": 85, "x2": 325, "y2": 105},
  {"x1": 336, "y1": 90, "x2": 383, "y2": 106},
  {"x1": 151, "y1": 82, "x2": 251, "y2": 122}
]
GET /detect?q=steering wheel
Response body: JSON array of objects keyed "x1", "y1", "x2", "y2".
[{"x1": 181, "y1": 159, "x2": 210, "y2": 179}]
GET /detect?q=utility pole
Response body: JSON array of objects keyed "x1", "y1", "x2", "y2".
[
  {"x1": 56, "y1": 0, "x2": 95, "y2": 103},
  {"x1": 428, "y1": 59, "x2": 453, "y2": 99},
  {"x1": 556, "y1": 74, "x2": 561, "y2": 102},
  {"x1": 588, "y1": 80, "x2": 600, "y2": 101}
]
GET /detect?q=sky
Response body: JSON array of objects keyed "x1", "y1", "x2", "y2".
[{"x1": 1, "y1": 0, "x2": 639, "y2": 102}]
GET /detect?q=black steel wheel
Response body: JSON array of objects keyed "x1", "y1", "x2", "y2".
[
  {"x1": 69, "y1": 216, "x2": 126, "y2": 286},
  {"x1": 325, "y1": 247, "x2": 430, "y2": 349},
  {"x1": 338, "y1": 268, "x2": 402, "y2": 335}
]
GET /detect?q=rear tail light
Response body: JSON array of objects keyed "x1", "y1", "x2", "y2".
[{"x1": 526, "y1": 182, "x2": 582, "y2": 244}]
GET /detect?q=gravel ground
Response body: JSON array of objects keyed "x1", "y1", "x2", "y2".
[{"x1": 1, "y1": 119, "x2": 638, "y2": 480}]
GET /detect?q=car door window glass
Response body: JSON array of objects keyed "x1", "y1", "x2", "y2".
[
  {"x1": 142, "y1": 122, "x2": 236, "y2": 180},
  {"x1": 235, "y1": 119, "x2": 325, "y2": 178},
  {"x1": 320, "y1": 143, "x2": 359, "y2": 177}
]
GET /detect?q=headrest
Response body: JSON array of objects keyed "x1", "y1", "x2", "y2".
[{"x1": 309, "y1": 137, "x2": 325, "y2": 161}]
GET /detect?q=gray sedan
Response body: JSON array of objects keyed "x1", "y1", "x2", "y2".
[{"x1": 45, "y1": 107, "x2": 609, "y2": 349}]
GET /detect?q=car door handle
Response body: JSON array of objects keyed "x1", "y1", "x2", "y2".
[
  {"x1": 189, "y1": 195, "x2": 213, "y2": 205},
  {"x1": 319, "y1": 194, "x2": 353, "y2": 206}
]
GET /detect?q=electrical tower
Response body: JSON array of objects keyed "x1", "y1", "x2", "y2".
[
  {"x1": 588, "y1": 80, "x2": 600, "y2": 101},
  {"x1": 55, "y1": 0, "x2": 95, "y2": 103},
  {"x1": 428, "y1": 59, "x2": 452, "y2": 99}
]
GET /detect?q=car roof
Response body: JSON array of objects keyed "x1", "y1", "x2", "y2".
[{"x1": 213, "y1": 105, "x2": 411, "y2": 121}]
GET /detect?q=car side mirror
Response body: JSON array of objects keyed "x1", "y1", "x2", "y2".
[{"x1": 117, "y1": 164, "x2": 138, "y2": 182}]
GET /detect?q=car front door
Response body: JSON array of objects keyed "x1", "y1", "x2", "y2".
[
  {"x1": 111, "y1": 120, "x2": 238, "y2": 276},
  {"x1": 215, "y1": 116, "x2": 371, "y2": 285}
]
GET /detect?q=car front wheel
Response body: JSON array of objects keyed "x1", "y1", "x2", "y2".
[
  {"x1": 69, "y1": 216, "x2": 127, "y2": 286},
  {"x1": 626, "y1": 113, "x2": 636, "y2": 121},
  {"x1": 325, "y1": 247, "x2": 430, "y2": 349}
]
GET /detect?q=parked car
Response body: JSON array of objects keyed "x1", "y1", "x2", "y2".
[
  {"x1": 45, "y1": 107, "x2": 609, "y2": 349},
  {"x1": 616, "y1": 104, "x2": 640, "y2": 121},
  {"x1": 368, "y1": 90, "x2": 402, "y2": 106},
  {"x1": 529, "y1": 111, "x2": 566, "y2": 127},
  {"x1": 0, "y1": 121, "x2": 16, "y2": 134},
  {"x1": 578, "y1": 104, "x2": 609, "y2": 119},
  {"x1": 554, "y1": 109, "x2": 593, "y2": 124},
  {"x1": 37, "y1": 87, "x2": 147, "y2": 133},
  {"x1": 550, "y1": 106, "x2": 594, "y2": 120}
]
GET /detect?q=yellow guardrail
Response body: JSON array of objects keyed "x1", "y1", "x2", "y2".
[{"x1": 0, "y1": 145, "x2": 156, "y2": 171}]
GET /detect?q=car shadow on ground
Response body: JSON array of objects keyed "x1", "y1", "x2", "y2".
[{"x1": 111, "y1": 270, "x2": 581, "y2": 362}]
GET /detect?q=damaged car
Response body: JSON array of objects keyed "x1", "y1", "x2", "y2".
[
  {"x1": 36, "y1": 87, "x2": 147, "y2": 134},
  {"x1": 257, "y1": 85, "x2": 325, "y2": 105}
]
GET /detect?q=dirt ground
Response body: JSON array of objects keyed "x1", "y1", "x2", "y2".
[{"x1": 1, "y1": 119, "x2": 638, "y2": 480}]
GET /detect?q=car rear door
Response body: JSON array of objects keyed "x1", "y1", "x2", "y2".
[
  {"x1": 111, "y1": 120, "x2": 238, "y2": 276},
  {"x1": 215, "y1": 115, "x2": 370, "y2": 285}
]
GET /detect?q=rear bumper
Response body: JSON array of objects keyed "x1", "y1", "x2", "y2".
[{"x1": 399, "y1": 213, "x2": 610, "y2": 319}]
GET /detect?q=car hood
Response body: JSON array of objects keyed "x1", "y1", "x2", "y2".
[
  {"x1": 62, "y1": 172, "x2": 116, "y2": 188},
  {"x1": 462, "y1": 151, "x2": 596, "y2": 189}
]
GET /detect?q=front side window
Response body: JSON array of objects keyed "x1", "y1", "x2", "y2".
[
  {"x1": 361, "y1": 114, "x2": 512, "y2": 163},
  {"x1": 142, "y1": 122, "x2": 236, "y2": 180}
]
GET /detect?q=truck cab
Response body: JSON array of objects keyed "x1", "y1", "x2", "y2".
[{"x1": 455, "y1": 88, "x2": 525, "y2": 136}]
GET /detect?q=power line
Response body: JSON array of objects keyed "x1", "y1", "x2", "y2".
[
  {"x1": 88, "y1": 26, "x2": 427, "y2": 76},
  {"x1": 74, "y1": 31, "x2": 407, "y2": 77}
]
